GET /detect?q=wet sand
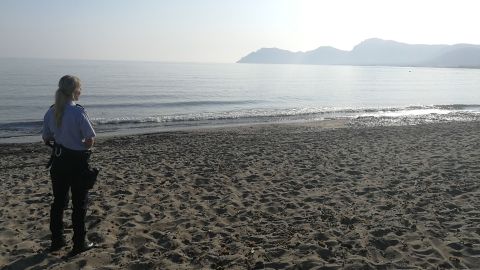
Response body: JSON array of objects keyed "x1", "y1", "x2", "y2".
[{"x1": 1, "y1": 121, "x2": 480, "y2": 269}]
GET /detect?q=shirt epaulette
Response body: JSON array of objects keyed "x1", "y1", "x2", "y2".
[
  {"x1": 75, "y1": 103, "x2": 92, "y2": 122},
  {"x1": 75, "y1": 104, "x2": 86, "y2": 112},
  {"x1": 50, "y1": 104, "x2": 54, "y2": 109}
]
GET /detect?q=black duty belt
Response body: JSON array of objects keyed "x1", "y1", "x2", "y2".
[{"x1": 46, "y1": 143, "x2": 91, "y2": 169}]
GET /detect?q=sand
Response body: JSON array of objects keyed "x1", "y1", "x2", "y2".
[{"x1": 1, "y1": 121, "x2": 480, "y2": 269}]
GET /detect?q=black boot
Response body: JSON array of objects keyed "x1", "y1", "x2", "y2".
[
  {"x1": 67, "y1": 241, "x2": 96, "y2": 257},
  {"x1": 49, "y1": 237, "x2": 67, "y2": 252}
]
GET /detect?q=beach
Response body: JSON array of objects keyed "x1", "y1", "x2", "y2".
[{"x1": 1, "y1": 121, "x2": 480, "y2": 269}]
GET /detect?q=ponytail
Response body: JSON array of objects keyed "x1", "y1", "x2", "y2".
[{"x1": 54, "y1": 75, "x2": 81, "y2": 127}]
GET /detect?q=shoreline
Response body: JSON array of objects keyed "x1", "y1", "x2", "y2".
[
  {"x1": 3, "y1": 103, "x2": 480, "y2": 145},
  {"x1": 0, "y1": 119, "x2": 349, "y2": 145},
  {"x1": 2, "y1": 121, "x2": 480, "y2": 269}
]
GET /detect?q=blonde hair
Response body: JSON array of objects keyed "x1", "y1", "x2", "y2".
[{"x1": 54, "y1": 75, "x2": 81, "y2": 127}]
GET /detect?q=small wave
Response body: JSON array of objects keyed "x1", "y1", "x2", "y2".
[
  {"x1": 0, "y1": 121, "x2": 43, "y2": 139},
  {"x1": 351, "y1": 111, "x2": 480, "y2": 128},
  {"x1": 433, "y1": 104, "x2": 480, "y2": 110},
  {"x1": 0, "y1": 120, "x2": 43, "y2": 130},
  {"x1": 86, "y1": 100, "x2": 263, "y2": 109},
  {"x1": 89, "y1": 104, "x2": 480, "y2": 126}
]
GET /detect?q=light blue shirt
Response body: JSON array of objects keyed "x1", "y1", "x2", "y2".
[{"x1": 42, "y1": 101, "x2": 96, "y2": 151}]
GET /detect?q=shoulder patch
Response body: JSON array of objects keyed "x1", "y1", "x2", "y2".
[{"x1": 75, "y1": 104, "x2": 84, "y2": 109}]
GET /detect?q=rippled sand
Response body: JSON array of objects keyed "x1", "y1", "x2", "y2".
[{"x1": 1, "y1": 121, "x2": 480, "y2": 269}]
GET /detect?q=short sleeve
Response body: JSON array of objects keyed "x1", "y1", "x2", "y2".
[
  {"x1": 79, "y1": 111, "x2": 96, "y2": 139},
  {"x1": 42, "y1": 109, "x2": 53, "y2": 140}
]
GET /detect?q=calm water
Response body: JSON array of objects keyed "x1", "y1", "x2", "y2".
[{"x1": 1, "y1": 58, "x2": 480, "y2": 142}]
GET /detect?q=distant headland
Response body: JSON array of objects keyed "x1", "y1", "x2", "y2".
[{"x1": 237, "y1": 38, "x2": 480, "y2": 68}]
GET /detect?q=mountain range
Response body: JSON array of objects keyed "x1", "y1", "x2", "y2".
[{"x1": 237, "y1": 38, "x2": 480, "y2": 68}]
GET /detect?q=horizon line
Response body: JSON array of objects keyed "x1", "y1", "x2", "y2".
[{"x1": 0, "y1": 56, "x2": 232, "y2": 65}]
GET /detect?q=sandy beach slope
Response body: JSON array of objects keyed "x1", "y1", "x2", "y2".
[{"x1": 1, "y1": 121, "x2": 480, "y2": 269}]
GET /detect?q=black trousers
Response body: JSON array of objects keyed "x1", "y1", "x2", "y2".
[{"x1": 50, "y1": 148, "x2": 89, "y2": 246}]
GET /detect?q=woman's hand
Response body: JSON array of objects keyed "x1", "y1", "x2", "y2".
[
  {"x1": 84, "y1": 138, "x2": 95, "y2": 149},
  {"x1": 43, "y1": 137, "x2": 54, "y2": 147}
]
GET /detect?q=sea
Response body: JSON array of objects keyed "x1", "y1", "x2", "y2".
[{"x1": 1, "y1": 58, "x2": 480, "y2": 143}]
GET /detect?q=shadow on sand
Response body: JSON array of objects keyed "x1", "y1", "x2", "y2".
[{"x1": 2, "y1": 250, "x2": 63, "y2": 270}]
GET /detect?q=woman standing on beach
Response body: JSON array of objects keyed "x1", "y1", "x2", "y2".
[{"x1": 42, "y1": 75, "x2": 96, "y2": 256}]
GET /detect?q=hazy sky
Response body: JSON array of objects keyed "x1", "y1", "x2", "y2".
[{"x1": 1, "y1": 0, "x2": 479, "y2": 63}]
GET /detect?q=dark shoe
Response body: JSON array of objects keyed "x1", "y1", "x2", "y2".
[
  {"x1": 67, "y1": 241, "x2": 96, "y2": 257},
  {"x1": 49, "y1": 238, "x2": 67, "y2": 252}
]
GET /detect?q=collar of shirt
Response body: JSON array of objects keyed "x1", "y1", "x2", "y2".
[{"x1": 68, "y1": 100, "x2": 76, "y2": 106}]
